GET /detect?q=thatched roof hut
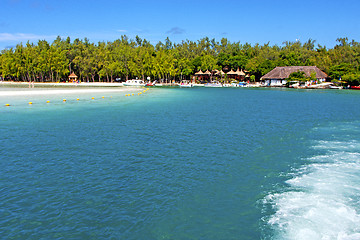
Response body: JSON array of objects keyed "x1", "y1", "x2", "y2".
[
  {"x1": 203, "y1": 70, "x2": 211, "y2": 75},
  {"x1": 235, "y1": 68, "x2": 245, "y2": 76},
  {"x1": 227, "y1": 69, "x2": 236, "y2": 75},
  {"x1": 69, "y1": 73, "x2": 77, "y2": 78},
  {"x1": 227, "y1": 68, "x2": 246, "y2": 80},
  {"x1": 261, "y1": 66, "x2": 328, "y2": 80},
  {"x1": 213, "y1": 70, "x2": 225, "y2": 76},
  {"x1": 68, "y1": 73, "x2": 78, "y2": 83},
  {"x1": 195, "y1": 70, "x2": 204, "y2": 75}
]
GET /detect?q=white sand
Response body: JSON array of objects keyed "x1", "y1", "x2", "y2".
[
  {"x1": 0, "y1": 81, "x2": 125, "y2": 87},
  {"x1": 0, "y1": 88, "x2": 139, "y2": 97},
  {"x1": 0, "y1": 82, "x2": 144, "y2": 97}
]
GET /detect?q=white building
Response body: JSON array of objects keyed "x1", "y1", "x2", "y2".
[{"x1": 260, "y1": 66, "x2": 328, "y2": 86}]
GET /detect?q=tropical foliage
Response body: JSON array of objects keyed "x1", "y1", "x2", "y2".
[{"x1": 1, "y1": 36, "x2": 360, "y2": 84}]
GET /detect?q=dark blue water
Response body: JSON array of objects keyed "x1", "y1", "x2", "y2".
[{"x1": 1, "y1": 88, "x2": 360, "y2": 239}]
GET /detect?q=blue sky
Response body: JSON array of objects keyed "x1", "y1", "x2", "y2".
[{"x1": 0, "y1": 0, "x2": 359, "y2": 50}]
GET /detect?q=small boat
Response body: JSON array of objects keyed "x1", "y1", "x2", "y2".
[
  {"x1": 229, "y1": 81, "x2": 239, "y2": 87},
  {"x1": 238, "y1": 82, "x2": 248, "y2": 87},
  {"x1": 306, "y1": 82, "x2": 331, "y2": 89},
  {"x1": 307, "y1": 82, "x2": 342, "y2": 89},
  {"x1": 351, "y1": 86, "x2": 360, "y2": 90},
  {"x1": 146, "y1": 80, "x2": 157, "y2": 87},
  {"x1": 204, "y1": 81, "x2": 222, "y2": 87},
  {"x1": 123, "y1": 79, "x2": 146, "y2": 86},
  {"x1": 329, "y1": 85, "x2": 342, "y2": 89},
  {"x1": 179, "y1": 80, "x2": 193, "y2": 88}
]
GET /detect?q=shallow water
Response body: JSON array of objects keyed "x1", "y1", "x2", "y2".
[{"x1": 0, "y1": 87, "x2": 359, "y2": 239}]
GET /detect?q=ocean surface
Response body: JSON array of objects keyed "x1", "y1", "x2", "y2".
[{"x1": 0, "y1": 87, "x2": 360, "y2": 239}]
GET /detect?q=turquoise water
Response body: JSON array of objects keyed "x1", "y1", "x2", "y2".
[{"x1": 1, "y1": 87, "x2": 360, "y2": 239}]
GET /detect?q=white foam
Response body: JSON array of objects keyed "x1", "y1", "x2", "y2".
[
  {"x1": 313, "y1": 140, "x2": 360, "y2": 152},
  {"x1": 265, "y1": 138, "x2": 360, "y2": 239}
]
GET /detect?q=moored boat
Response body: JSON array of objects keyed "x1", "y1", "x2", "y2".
[
  {"x1": 307, "y1": 82, "x2": 342, "y2": 89},
  {"x1": 238, "y1": 82, "x2": 248, "y2": 87},
  {"x1": 179, "y1": 80, "x2": 193, "y2": 88},
  {"x1": 146, "y1": 80, "x2": 157, "y2": 87},
  {"x1": 329, "y1": 85, "x2": 343, "y2": 89},
  {"x1": 123, "y1": 79, "x2": 146, "y2": 86},
  {"x1": 204, "y1": 81, "x2": 222, "y2": 87}
]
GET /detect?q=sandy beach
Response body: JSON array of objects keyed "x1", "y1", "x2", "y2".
[
  {"x1": 0, "y1": 81, "x2": 125, "y2": 87},
  {"x1": 0, "y1": 82, "x2": 141, "y2": 97},
  {"x1": 0, "y1": 88, "x2": 138, "y2": 97}
]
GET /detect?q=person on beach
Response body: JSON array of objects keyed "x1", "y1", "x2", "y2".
[{"x1": 31, "y1": 81, "x2": 35, "y2": 88}]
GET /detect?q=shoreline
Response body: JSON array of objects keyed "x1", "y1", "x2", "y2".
[
  {"x1": 0, "y1": 82, "x2": 143, "y2": 97},
  {"x1": 0, "y1": 88, "x2": 138, "y2": 97},
  {"x1": 0, "y1": 81, "x2": 126, "y2": 88},
  {"x1": 0, "y1": 81, "x2": 350, "y2": 91}
]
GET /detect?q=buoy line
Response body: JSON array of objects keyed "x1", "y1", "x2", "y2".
[
  {"x1": 4, "y1": 88, "x2": 150, "y2": 107},
  {"x1": 126, "y1": 87, "x2": 150, "y2": 97}
]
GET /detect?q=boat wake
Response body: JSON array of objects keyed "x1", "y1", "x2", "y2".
[{"x1": 264, "y1": 123, "x2": 360, "y2": 240}]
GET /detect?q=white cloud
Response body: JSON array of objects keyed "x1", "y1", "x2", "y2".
[
  {"x1": 116, "y1": 29, "x2": 127, "y2": 33},
  {"x1": 0, "y1": 33, "x2": 57, "y2": 42}
]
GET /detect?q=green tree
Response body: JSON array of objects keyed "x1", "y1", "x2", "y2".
[{"x1": 288, "y1": 71, "x2": 306, "y2": 81}]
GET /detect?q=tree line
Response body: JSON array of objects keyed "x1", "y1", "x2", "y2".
[{"x1": 0, "y1": 36, "x2": 359, "y2": 85}]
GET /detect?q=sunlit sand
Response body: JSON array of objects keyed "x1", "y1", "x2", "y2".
[{"x1": 0, "y1": 82, "x2": 140, "y2": 97}]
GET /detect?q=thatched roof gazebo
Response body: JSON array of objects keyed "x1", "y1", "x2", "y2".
[
  {"x1": 195, "y1": 69, "x2": 209, "y2": 81},
  {"x1": 227, "y1": 68, "x2": 246, "y2": 81},
  {"x1": 68, "y1": 73, "x2": 78, "y2": 83},
  {"x1": 227, "y1": 69, "x2": 236, "y2": 75},
  {"x1": 203, "y1": 70, "x2": 211, "y2": 75},
  {"x1": 235, "y1": 68, "x2": 245, "y2": 76},
  {"x1": 195, "y1": 70, "x2": 204, "y2": 75},
  {"x1": 214, "y1": 70, "x2": 225, "y2": 76}
]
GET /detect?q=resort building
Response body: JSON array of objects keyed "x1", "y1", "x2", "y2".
[
  {"x1": 194, "y1": 69, "x2": 209, "y2": 81},
  {"x1": 194, "y1": 68, "x2": 247, "y2": 82},
  {"x1": 227, "y1": 68, "x2": 246, "y2": 81},
  {"x1": 260, "y1": 66, "x2": 328, "y2": 86}
]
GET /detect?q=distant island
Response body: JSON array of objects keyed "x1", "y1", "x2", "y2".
[{"x1": 0, "y1": 36, "x2": 359, "y2": 87}]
